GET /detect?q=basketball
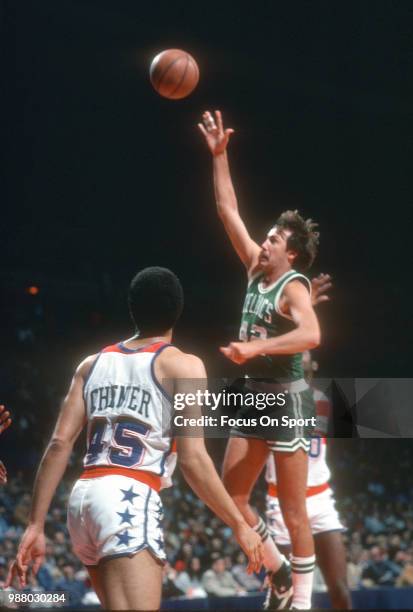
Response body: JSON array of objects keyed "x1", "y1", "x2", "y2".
[{"x1": 149, "y1": 49, "x2": 199, "y2": 100}]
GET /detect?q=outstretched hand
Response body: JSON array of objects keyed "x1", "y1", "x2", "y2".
[
  {"x1": 311, "y1": 273, "x2": 332, "y2": 306},
  {"x1": 198, "y1": 110, "x2": 234, "y2": 156},
  {"x1": 5, "y1": 525, "x2": 46, "y2": 589}
]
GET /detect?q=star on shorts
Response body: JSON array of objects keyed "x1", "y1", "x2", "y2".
[
  {"x1": 117, "y1": 507, "x2": 135, "y2": 526},
  {"x1": 120, "y1": 485, "x2": 139, "y2": 503},
  {"x1": 116, "y1": 530, "x2": 135, "y2": 547}
]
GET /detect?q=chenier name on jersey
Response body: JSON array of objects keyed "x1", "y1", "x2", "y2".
[{"x1": 87, "y1": 384, "x2": 152, "y2": 418}]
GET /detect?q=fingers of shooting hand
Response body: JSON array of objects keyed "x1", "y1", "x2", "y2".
[
  {"x1": 203, "y1": 110, "x2": 213, "y2": 125},
  {"x1": 215, "y1": 110, "x2": 224, "y2": 132},
  {"x1": 197, "y1": 123, "x2": 208, "y2": 137},
  {"x1": 203, "y1": 111, "x2": 217, "y2": 132}
]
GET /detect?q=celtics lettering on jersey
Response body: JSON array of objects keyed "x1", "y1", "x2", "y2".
[{"x1": 239, "y1": 269, "x2": 311, "y2": 381}]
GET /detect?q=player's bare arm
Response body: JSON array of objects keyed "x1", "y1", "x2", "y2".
[
  {"x1": 198, "y1": 110, "x2": 260, "y2": 272},
  {"x1": 155, "y1": 348, "x2": 263, "y2": 573},
  {"x1": 0, "y1": 404, "x2": 12, "y2": 434},
  {"x1": 5, "y1": 355, "x2": 95, "y2": 588},
  {"x1": 221, "y1": 281, "x2": 320, "y2": 364}
]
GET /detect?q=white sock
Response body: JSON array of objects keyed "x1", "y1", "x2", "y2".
[
  {"x1": 291, "y1": 555, "x2": 316, "y2": 609},
  {"x1": 253, "y1": 517, "x2": 284, "y2": 572}
]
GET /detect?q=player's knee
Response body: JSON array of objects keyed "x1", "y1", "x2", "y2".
[{"x1": 280, "y1": 504, "x2": 307, "y2": 538}]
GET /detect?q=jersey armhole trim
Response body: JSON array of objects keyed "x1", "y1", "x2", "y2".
[
  {"x1": 274, "y1": 273, "x2": 312, "y2": 320},
  {"x1": 159, "y1": 438, "x2": 174, "y2": 476},
  {"x1": 150, "y1": 344, "x2": 173, "y2": 403},
  {"x1": 82, "y1": 352, "x2": 102, "y2": 400}
]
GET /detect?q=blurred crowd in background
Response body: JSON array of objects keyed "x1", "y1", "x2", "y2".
[
  {"x1": 1, "y1": 301, "x2": 413, "y2": 608},
  {"x1": 1, "y1": 444, "x2": 413, "y2": 608}
]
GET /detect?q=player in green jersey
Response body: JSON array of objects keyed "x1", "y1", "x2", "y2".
[{"x1": 199, "y1": 110, "x2": 327, "y2": 610}]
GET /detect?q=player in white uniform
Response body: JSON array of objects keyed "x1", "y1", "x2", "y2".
[
  {"x1": 265, "y1": 365, "x2": 352, "y2": 609},
  {"x1": 6, "y1": 267, "x2": 263, "y2": 611}
]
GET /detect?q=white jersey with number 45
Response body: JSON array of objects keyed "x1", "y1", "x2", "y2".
[{"x1": 82, "y1": 341, "x2": 173, "y2": 481}]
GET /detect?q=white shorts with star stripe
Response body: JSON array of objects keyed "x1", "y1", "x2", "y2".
[
  {"x1": 266, "y1": 488, "x2": 345, "y2": 546},
  {"x1": 67, "y1": 475, "x2": 165, "y2": 566}
]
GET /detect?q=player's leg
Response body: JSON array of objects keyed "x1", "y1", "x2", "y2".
[
  {"x1": 314, "y1": 531, "x2": 352, "y2": 609},
  {"x1": 86, "y1": 565, "x2": 107, "y2": 608},
  {"x1": 97, "y1": 549, "x2": 163, "y2": 610},
  {"x1": 223, "y1": 437, "x2": 292, "y2": 609},
  {"x1": 222, "y1": 436, "x2": 268, "y2": 525},
  {"x1": 275, "y1": 448, "x2": 315, "y2": 609}
]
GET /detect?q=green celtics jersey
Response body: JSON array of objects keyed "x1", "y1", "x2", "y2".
[{"x1": 239, "y1": 269, "x2": 311, "y2": 381}]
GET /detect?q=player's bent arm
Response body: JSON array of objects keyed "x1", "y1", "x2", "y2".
[
  {"x1": 236, "y1": 281, "x2": 320, "y2": 360},
  {"x1": 28, "y1": 355, "x2": 95, "y2": 527},
  {"x1": 213, "y1": 153, "x2": 260, "y2": 271}
]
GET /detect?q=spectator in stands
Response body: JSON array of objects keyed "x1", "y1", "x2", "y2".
[
  {"x1": 202, "y1": 555, "x2": 246, "y2": 597},
  {"x1": 162, "y1": 562, "x2": 185, "y2": 598},
  {"x1": 55, "y1": 563, "x2": 86, "y2": 607},
  {"x1": 396, "y1": 557, "x2": 413, "y2": 587},
  {"x1": 175, "y1": 557, "x2": 207, "y2": 598},
  {"x1": 231, "y1": 552, "x2": 261, "y2": 592},
  {"x1": 361, "y1": 546, "x2": 402, "y2": 587}
]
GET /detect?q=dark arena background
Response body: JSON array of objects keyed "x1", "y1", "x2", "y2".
[{"x1": 1, "y1": 1, "x2": 413, "y2": 610}]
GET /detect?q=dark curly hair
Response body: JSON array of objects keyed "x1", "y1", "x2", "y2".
[
  {"x1": 128, "y1": 267, "x2": 184, "y2": 336},
  {"x1": 275, "y1": 210, "x2": 319, "y2": 271}
]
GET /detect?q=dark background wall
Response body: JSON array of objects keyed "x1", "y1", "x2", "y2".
[{"x1": 3, "y1": 0, "x2": 412, "y2": 381}]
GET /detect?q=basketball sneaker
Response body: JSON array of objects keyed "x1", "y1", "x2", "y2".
[{"x1": 263, "y1": 560, "x2": 293, "y2": 610}]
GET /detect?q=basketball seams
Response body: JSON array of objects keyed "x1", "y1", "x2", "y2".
[
  {"x1": 168, "y1": 54, "x2": 190, "y2": 99},
  {"x1": 151, "y1": 54, "x2": 184, "y2": 91}
]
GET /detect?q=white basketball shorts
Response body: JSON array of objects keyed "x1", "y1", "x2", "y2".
[
  {"x1": 67, "y1": 474, "x2": 166, "y2": 566},
  {"x1": 266, "y1": 487, "x2": 345, "y2": 545}
]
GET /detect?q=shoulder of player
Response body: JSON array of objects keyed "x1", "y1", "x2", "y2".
[
  {"x1": 282, "y1": 278, "x2": 311, "y2": 301},
  {"x1": 75, "y1": 354, "x2": 99, "y2": 380},
  {"x1": 157, "y1": 347, "x2": 206, "y2": 378}
]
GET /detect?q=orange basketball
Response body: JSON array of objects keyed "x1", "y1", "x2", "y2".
[{"x1": 149, "y1": 49, "x2": 199, "y2": 100}]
